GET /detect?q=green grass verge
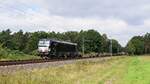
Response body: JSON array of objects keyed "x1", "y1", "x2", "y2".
[
  {"x1": 0, "y1": 56, "x2": 150, "y2": 84},
  {"x1": 121, "y1": 56, "x2": 150, "y2": 84}
]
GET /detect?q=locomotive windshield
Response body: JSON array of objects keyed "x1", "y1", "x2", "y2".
[{"x1": 38, "y1": 40, "x2": 50, "y2": 47}]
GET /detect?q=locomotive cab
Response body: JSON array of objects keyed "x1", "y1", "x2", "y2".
[{"x1": 38, "y1": 39, "x2": 51, "y2": 56}]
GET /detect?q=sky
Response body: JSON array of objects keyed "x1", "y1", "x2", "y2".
[{"x1": 0, "y1": 0, "x2": 150, "y2": 46}]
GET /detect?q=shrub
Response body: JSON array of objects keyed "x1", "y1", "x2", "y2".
[
  {"x1": 0, "y1": 44, "x2": 39, "y2": 60},
  {"x1": 0, "y1": 44, "x2": 9, "y2": 58},
  {"x1": 30, "y1": 50, "x2": 38, "y2": 56}
]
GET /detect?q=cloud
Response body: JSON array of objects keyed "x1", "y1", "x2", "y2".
[{"x1": 0, "y1": 0, "x2": 150, "y2": 46}]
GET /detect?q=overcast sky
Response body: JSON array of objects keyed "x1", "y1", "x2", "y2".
[{"x1": 0, "y1": 0, "x2": 150, "y2": 46}]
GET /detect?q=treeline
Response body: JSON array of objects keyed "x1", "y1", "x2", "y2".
[
  {"x1": 126, "y1": 33, "x2": 150, "y2": 55},
  {"x1": 0, "y1": 29, "x2": 122, "y2": 54}
]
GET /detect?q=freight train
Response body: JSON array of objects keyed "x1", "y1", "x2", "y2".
[
  {"x1": 38, "y1": 39, "x2": 126, "y2": 59},
  {"x1": 38, "y1": 39, "x2": 80, "y2": 59}
]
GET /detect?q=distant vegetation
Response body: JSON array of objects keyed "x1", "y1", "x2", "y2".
[
  {"x1": 0, "y1": 29, "x2": 122, "y2": 55},
  {"x1": 0, "y1": 29, "x2": 149, "y2": 56},
  {"x1": 126, "y1": 33, "x2": 150, "y2": 55}
]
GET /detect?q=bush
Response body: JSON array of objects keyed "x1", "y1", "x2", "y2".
[
  {"x1": 10, "y1": 50, "x2": 24, "y2": 56},
  {"x1": 30, "y1": 50, "x2": 38, "y2": 56},
  {"x1": 0, "y1": 44, "x2": 39, "y2": 60},
  {"x1": 0, "y1": 44, "x2": 9, "y2": 58}
]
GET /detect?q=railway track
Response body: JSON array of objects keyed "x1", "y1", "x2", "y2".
[
  {"x1": 0, "y1": 56, "x2": 102, "y2": 66},
  {"x1": 0, "y1": 58, "x2": 71, "y2": 66},
  {"x1": 0, "y1": 55, "x2": 123, "y2": 66}
]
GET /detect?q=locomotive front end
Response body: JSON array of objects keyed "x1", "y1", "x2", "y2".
[{"x1": 38, "y1": 39, "x2": 50, "y2": 56}]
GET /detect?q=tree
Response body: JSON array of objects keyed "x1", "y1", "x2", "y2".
[
  {"x1": 101, "y1": 34, "x2": 109, "y2": 53},
  {"x1": 111, "y1": 39, "x2": 122, "y2": 53},
  {"x1": 83, "y1": 29, "x2": 102, "y2": 53},
  {"x1": 0, "y1": 29, "x2": 12, "y2": 49},
  {"x1": 126, "y1": 36, "x2": 144, "y2": 55},
  {"x1": 24, "y1": 32, "x2": 39, "y2": 53},
  {"x1": 126, "y1": 41, "x2": 136, "y2": 55},
  {"x1": 63, "y1": 31, "x2": 79, "y2": 43},
  {"x1": 11, "y1": 30, "x2": 25, "y2": 50},
  {"x1": 144, "y1": 33, "x2": 150, "y2": 54}
]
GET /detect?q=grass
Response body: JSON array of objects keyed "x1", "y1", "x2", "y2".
[
  {"x1": 121, "y1": 56, "x2": 150, "y2": 84},
  {"x1": 0, "y1": 55, "x2": 150, "y2": 84}
]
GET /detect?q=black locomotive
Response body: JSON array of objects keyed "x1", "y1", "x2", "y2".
[{"x1": 38, "y1": 39, "x2": 79, "y2": 58}]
